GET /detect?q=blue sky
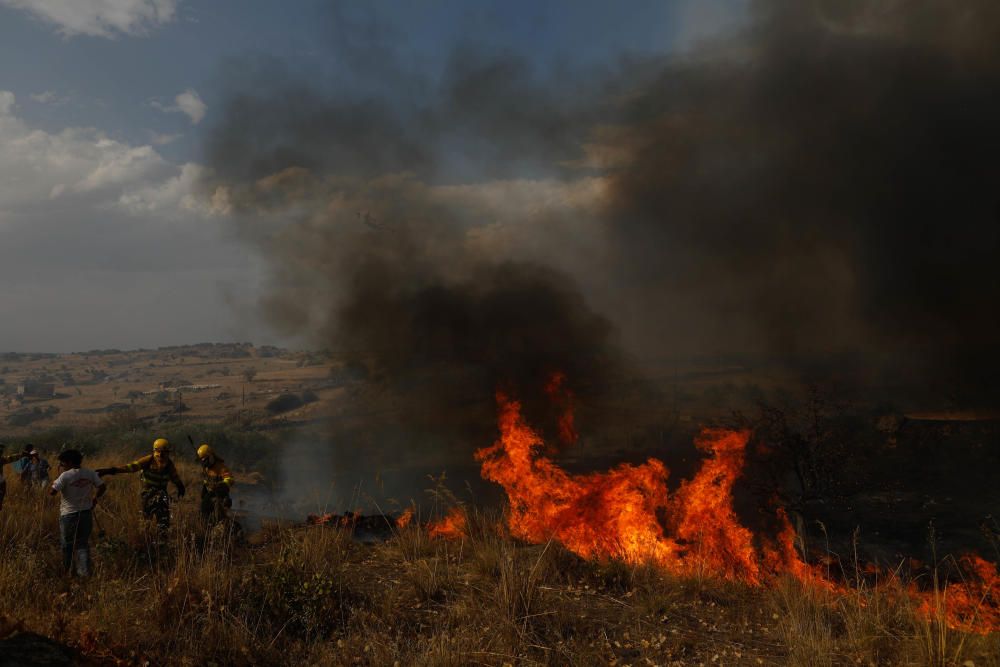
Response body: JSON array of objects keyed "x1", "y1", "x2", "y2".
[{"x1": 0, "y1": 0, "x2": 742, "y2": 351}]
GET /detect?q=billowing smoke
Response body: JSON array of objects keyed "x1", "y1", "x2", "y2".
[
  {"x1": 202, "y1": 0, "x2": 1000, "y2": 444},
  {"x1": 601, "y1": 0, "x2": 1000, "y2": 403},
  {"x1": 206, "y1": 165, "x2": 623, "y2": 423},
  {"x1": 201, "y1": 20, "x2": 626, "y2": 439}
]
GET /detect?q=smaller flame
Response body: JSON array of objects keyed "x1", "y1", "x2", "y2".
[
  {"x1": 396, "y1": 507, "x2": 414, "y2": 529},
  {"x1": 545, "y1": 371, "x2": 577, "y2": 444},
  {"x1": 911, "y1": 555, "x2": 1000, "y2": 634},
  {"x1": 427, "y1": 507, "x2": 467, "y2": 540},
  {"x1": 307, "y1": 511, "x2": 359, "y2": 527},
  {"x1": 762, "y1": 509, "x2": 840, "y2": 592}
]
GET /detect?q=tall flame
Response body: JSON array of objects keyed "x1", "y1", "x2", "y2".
[
  {"x1": 545, "y1": 371, "x2": 578, "y2": 444},
  {"x1": 475, "y1": 391, "x2": 759, "y2": 581}
]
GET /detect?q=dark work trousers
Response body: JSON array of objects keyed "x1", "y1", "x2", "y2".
[
  {"x1": 59, "y1": 509, "x2": 93, "y2": 576},
  {"x1": 141, "y1": 488, "x2": 171, "y2": 533}
]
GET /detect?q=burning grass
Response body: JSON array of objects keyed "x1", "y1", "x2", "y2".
[
  {"x1": 0, "y1": 472, "x2": 998, "y2": 665},
  {"x1": 0, "y1": 383, "x2": 997, "y2": 664},
  {"x1": 475, "y1": 383, "x2": 1000, "y2": 636}
]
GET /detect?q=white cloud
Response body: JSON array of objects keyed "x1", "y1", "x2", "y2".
[
  {"x1": 0, "y1": 0, "x2": 178, "y2": 38},
  {"x1": 118, "y1": 162, "x2": 213, "y2": 216},
  {"x1": 30, "y1": 90, "x2": 59, "y2": 104},
  {"x1": 174, "y1": 89, "x2": 205, "y2": 124},
  {"x1": 0, "y1": 90, "x2": 169, "y2": 207},
  {"x1": 0, "y1": 91, "x2": 15, "y2": 115},
  {"x1": 71, "y1": 140, "x2": 164, "y2": 193},
  {"x1": 30, "y1": 90, "x2": 72, "y2": 107},
  {"x1": 152, "y1": 88, "x2": 206, "y2": 124},
  {"x1": 149, "y1": 130, "x2": 181, "y2": 145},
  {"x1": 0, "y1": 89, "x2": 250, "y2": 353}
]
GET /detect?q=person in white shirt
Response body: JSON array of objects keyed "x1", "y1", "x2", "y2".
[{"x1": 49, "y1": 449, "x2": 106, "y2": 577}]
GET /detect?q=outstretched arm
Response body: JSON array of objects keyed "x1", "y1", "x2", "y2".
[{"x1": 97, "y1": 454, "x2": 151, "y2": 476}]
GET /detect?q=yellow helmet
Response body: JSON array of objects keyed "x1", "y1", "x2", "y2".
[
  {"x1": 152, "y1": 438, "x2": 170, "y2": 453},
  {"x1": 197, "y1": 444, "x2": 214, "y2": 460}
]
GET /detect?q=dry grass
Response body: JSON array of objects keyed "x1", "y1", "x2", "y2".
[
  {"x1": 1, "y1": 465, "x2": 997, "y2": 665},
  {"x1": 770, "y1": 571, "x2": 1000, "y2": 667}
]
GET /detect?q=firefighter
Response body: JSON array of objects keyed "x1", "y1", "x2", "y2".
[
  {"x1": 97, "y1": 438, "x2": 185, "y2": 532},
  {"x1": 196, "y1": 444, "x2": 234, "y2": 526}
]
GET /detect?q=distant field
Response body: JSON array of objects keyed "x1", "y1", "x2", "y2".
[{"x1": 0, "y1": 344, "x2": 339, "y2": 437}]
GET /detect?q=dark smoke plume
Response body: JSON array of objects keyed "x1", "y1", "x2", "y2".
[
  {"x1": 213, "y1": 165, "x2": 622, "y2": 438},
  {"x1": 602, "y1": 0, "x2": 1000, "y2": 403},
  {"x1": 203, "y1": 0, "x2": 1000, "y2": 419}
]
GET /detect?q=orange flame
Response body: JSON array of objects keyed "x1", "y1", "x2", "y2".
[
  {"x1": 761, "y1": 509, "x2": 841, "y2": 592},
  {"x1": 545, "y1": 371, "x2": 577, "y2": 444},
  {"x1": 476, "y1": 390, "x2": 760, "y2": 581},
  {"x1": 307, "y1": 511, "x2": 359, "y2": 527},
  {"x1": 427, "y1": 507, "x2": 467, "y2": 540},
  {"x1": 671, "y1": 429, "x2": 761, "y2": 583},
  {"x1": 911, "y1": 555, "x2": 1000, "y2": 634},
  {"x1": 475, "y1": 378, "x2": 1000, "y2": 633},
  {"x1": 396, "y1": 507, "x2": 414, "y2": 529}
]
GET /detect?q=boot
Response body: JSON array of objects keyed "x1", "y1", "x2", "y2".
[{"x1": 75, "y1": 548, "x2": 90, "y2": 577}]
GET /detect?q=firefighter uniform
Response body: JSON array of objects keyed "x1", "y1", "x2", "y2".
[
  {"x1": 196, "y1": 444, "x2": 233, "y2": 525},
  {"x1": 98, "y1": 439, "x2": 185, "y2": 532}
]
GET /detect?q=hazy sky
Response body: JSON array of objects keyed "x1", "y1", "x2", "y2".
[{"x1": 0, "y1": 0, "x2": 738, "y2": 352}]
